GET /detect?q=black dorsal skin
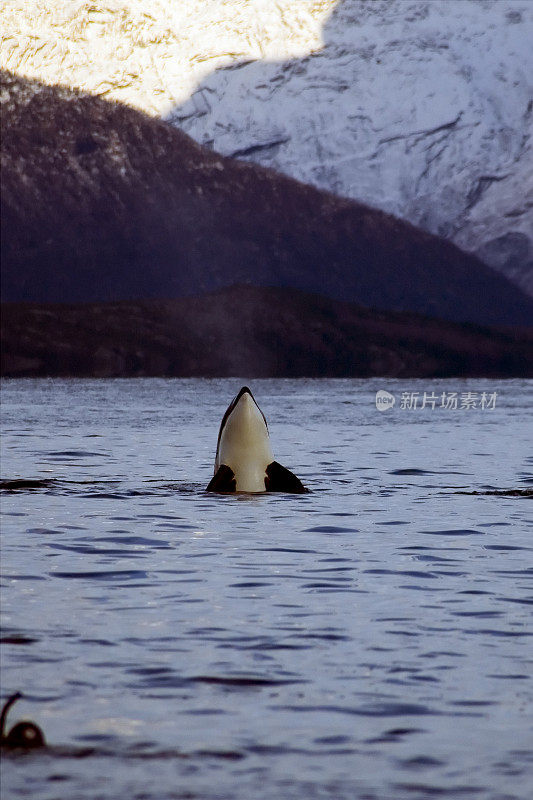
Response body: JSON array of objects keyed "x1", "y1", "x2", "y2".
[{"x1": 0, "y1": 692, "x2": 45, "y2": 749}]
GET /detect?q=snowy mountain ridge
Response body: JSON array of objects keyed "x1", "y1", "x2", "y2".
[
  {"x1": 1, "y1": 0, "x2": 532, "y2": 294},
  {"x1": 169, "y1": 0, "x2": 533, "y2": 295}
]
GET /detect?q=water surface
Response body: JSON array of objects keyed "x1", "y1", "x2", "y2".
[{"x1": 1, "y1": 379, "x2": 532, "y2": 799}]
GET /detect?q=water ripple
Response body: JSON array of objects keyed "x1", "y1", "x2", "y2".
[{"x1": 1, "y1": 377, "x2": 532, "y2": 800}]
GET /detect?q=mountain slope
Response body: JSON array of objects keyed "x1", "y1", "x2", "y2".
[
  {"x1": 1, "y1": 1, "x2": 531, "y2": 293},
  {"x1": 170, "y1": 0, "x2": 533, "y2": 295},
  {"x1": 1, "y1": 70, "x2": 532, "y2": 327}
]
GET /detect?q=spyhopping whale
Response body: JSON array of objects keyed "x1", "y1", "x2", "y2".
[{"x1": 206, "y1": 387, "x2": 308, "y2": 494}]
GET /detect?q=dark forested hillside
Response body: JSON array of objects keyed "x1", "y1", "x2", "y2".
[
  {"x1": 3, "y1": 286, "x2": 531, "y2": 378},
  {"x1": 2, "y1": 70, "x2": 533, "y2": 328}
]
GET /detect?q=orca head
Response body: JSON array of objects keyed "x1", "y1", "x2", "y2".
[{"x1": 215, "y1": 386, "x2": 274, "y2": 492}]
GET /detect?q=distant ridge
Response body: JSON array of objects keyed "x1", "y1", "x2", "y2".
[
  {"x1": 1, "y1": 70, "x2": 533, "y2": 328},
  {"x1": 2, "y1": 286, "x2": 532, "y2": 378}
]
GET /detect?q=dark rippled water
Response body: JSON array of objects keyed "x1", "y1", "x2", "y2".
[{"x1": 1, "y1": 378, "x2": 532, "y2": 800}]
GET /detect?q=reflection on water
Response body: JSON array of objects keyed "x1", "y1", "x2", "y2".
[{"x1": 1, "y1": 379, "x2": 532, "y2": 800}]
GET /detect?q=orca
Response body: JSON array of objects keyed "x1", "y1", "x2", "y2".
[{"x1": 206, "y1": 386, "x2": 308, "y2": 494}]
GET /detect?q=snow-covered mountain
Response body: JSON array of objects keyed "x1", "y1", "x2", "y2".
[
  {"x1": 1, "y1": 0, "x2": 532, "y2": 295},
  {"x1": 5, "y1": 70, "x2": 533, "y2": 328},
  {"x1": 169, "y1": 0, "x2": 533, "y2": 296},
  {"x1": 0, "y1": 0, "x2": 332, "y2": 115}
]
